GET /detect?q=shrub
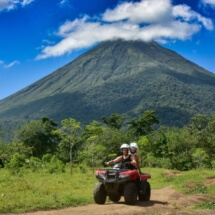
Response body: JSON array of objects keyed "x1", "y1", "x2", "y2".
[
  {"x1": 42, "y1": 153, "x2": 52, "y2": 163},
  {"x1": 145, "y1": 152, "x2": 157, "y2": 167},
  {"x1": 211, "y1": 160, "x2": 215, "y2": 169},
  {"x1": 29, "y1": 156, "x2": 43, "y2": 171},
  {"x1": 157, "y1": 158, "x2": 173, "y2": 169},
  {"x1": 78, "y1": 163, "x2": 87, "y2": 173},
  {"x1": 192, "y1": 148, "x2": 209, "y2": 169},
  {"x1": 6, "y1": 153, "x2": 26, "y2": 174},
  {"x1": 46, "y1": 155, "x2": 65, "y2": 174}
]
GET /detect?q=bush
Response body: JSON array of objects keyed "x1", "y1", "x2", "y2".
[
  {"x1": 144, "y1": 152, "x2": 157, "y2": 167},
  {"x1": 46, "y1": 155, "x2": 65, "y2": 174},
  {"x1": 157, "y1": 158, "x2": 173, "y2": 169},
  {"x1": 211, "y1": 160, "x2": 215, "y2": 169},
  {"x1": 78, "y1": 163, "x2": 88, "y2": 173},
  {"x1": 42, "y1": 154, "x2": 52, "y2": 163},
  {"x1": 28, "y1": 156, "x2": 43, "y2": 171},
  {"x1": 6, "y1": 153, "x2": 26, "y2": 174},
  {"x1": 107, "y1": 153, "x2": 117, "y2": 159},
  {"x1": 192, "y1": 148, "x2": 209, "y2": 169}
]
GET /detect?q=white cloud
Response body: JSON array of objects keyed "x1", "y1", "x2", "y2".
[
  {"x1": 0, "y1": 60, "x2": 20, "y2": 68},
  {"x1": 58, "y1": 0, "x2": 71, "y2": 8},
  {"x1": 37, "y1": 0, "x2": 214, "y2": 59},
  {"x1": 4, "y1": 60, "x2": 20, "y2": 68},
  {"x1": 0, "y1": 0, "x2": 16, "y2": 11},
  {"x1": 60, "y1": 0, "x2": 67, "y2": 5},
  {"x1": 0, "y1": 0, "x2": 34, "y2": 12},
  {"x1": 173, "y1": 5, "x2": 213, "y2": 30},
  {"x1": 21, "y1": 0, "x2": 34, "y2": 6},
  {"x1": 103, "y1": 0, "x2": 172, "y2": 24},
  {"x1": 202, "y1": 0, "x2": 215, "y2": 7}
]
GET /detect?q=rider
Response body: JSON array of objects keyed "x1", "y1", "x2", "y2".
[
  {"x1": 106, "y1": 143, "x2": 137, "y2": 169},
  {"x1": 129, "y1": 142, "x2": 141, "y2": 170}
]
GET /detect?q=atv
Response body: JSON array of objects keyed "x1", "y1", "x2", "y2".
[{"x1": 93, "y1": 162, "x2": 151, "y2": 205}]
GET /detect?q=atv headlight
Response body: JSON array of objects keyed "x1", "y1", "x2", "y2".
[
  {"x1": 96, "y1": 173, "x2": 106, "y2": 181},
  {"x1": 118, "y1": 174, "x2": 131, "y2": 180}
]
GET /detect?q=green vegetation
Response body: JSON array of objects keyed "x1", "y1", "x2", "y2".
[
  {"x1": 193, "y1": 201, "x2": 215, "y2": 210},
  {"x1": 0, "y1": 110, "x2": 215, "y2": 213},
  {"x1": 1, "y1": 40, "x2": 215, "y2": 141},
  {"x1": 147, "y1": 168, "x2": 215, "y2": 192},
  {"x1": 0, "y1": 40, "x2": 215, "y2": 213},
  {"x1": 0, "y1": 167, "x2": 214, "y2": 213},
  {"x1": 1, "y1": 111, "x2": 215, "y2": 172},
  {"x1": 0, "y1": 166, "x2": 95, "y2": 213}
]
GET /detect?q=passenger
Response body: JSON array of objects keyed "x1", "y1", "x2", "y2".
[
  {"x1": 129, "y1": 142, "x2": 141, "y2": 171},
  {"x1": 106, "y1": 143, "x2": 137, "y2": 169}
]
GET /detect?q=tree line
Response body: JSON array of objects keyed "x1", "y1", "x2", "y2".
[{"x1": 0, "y1": 110, "x2": 215, "y2": 174}]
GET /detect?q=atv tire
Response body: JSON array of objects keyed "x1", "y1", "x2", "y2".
[
  {"x1": 94, "y1": 182, "x2": 107, "y2": 204},
  {"x1": 124, "y1": 182, "x2": 138, "y2": 205},
  {"x1": 109, "y1": 193, "x2": 121, "y2": 202},
  {"x1": 139, "y1": 181, "x2": 151, "y2": 201}
]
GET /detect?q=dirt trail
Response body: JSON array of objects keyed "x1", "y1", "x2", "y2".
[{"x1": 6, "y1": 186, "x2": 215, "y2": 215}]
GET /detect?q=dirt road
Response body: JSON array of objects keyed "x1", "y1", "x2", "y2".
[{"x1": 6, "y1": 186, "x2": 215, "y2": 215}]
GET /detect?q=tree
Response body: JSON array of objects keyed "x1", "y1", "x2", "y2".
[
  {"x1": 81, "y1": 121, "x2": 104, "y2": 171},
  {"x1": 81, "y1": 121, "x2": 128, "y2": 170},
  {"x1": 16, "y1": 117, "x2": 60, "y2": 157},
  {"x1": 137, "y1": 136, "x2": 149, "y2": 167},
  {"x1": 188, "y1": 114, "x2": 215, "y2": 165},
  {"x1": 188, "y1": 114, "x2": 209, "y2": 134},
  {"x1": 192, "y1": 148, "x2": 209, "y2": 168},
  {"x1": 102, "y1": 113, "x2": 125, "y2": 129},
  {"x1": 128, "y1": 110, "x2": 159, "y2": 137},
  {"x1": 99, "y1": 127, "x2": 128, "y2": 157},
  {"x1": 204, "y1": 118, "x2": 215, "y2": 161},
  {"x1": 57, "y1": 118, "x2": 82, "y2": 173},
  {"x1": 139, "y1": 127, "x2": 172, "y2": 169},
  {"x1": 0, "y1": 141, "x2": 9, "y2": 166},
  {"x1": 164, "y1": 127, "x2": 194, "y2": 170},
  {"x1": 83, "y1": 121, "x2": 104, "y2": 139}
]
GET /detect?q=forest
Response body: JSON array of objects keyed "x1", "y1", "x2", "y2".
[{"x1": 0, "y1": 110, "x2": 215, "y2": 174}]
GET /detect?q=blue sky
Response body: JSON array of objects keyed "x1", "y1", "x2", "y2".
[{"x1": 0, "y1": 0, "x2": 215, "y2": 100}]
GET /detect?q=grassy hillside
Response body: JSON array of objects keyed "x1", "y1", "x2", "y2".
[{"x1": 0, "y1": 40, "x2": 215, "y2": 129}]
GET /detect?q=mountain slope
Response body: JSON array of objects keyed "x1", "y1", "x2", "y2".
[{"x1": 0, "y1": 40, "x2": 215, "y2": 128}]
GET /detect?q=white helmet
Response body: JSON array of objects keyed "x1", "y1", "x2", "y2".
[
  {"x1": 130, "y1": 142, "x2": 138, "y2": 149},
  {"x1": 120, "y1": 143, "x2": 129, "y2": 150}
]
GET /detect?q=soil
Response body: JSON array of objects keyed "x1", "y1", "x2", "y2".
[{"x1": 6, "y1": 183, "x2": 215, "y2": 215}]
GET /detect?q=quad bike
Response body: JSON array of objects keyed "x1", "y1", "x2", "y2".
[{"x1": 93, "y1": 162, "x2": 151, "y2": 205}]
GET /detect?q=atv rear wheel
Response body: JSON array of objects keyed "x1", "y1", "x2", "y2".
[
  {"x1": 109, "y1": 193, "x2": 121, "y2": 202},
  {"x1": 124, "y1": 182, "x2": 138, "y2": 205},
  {"x1": 94, "y1": 182, "x2": 107, "y2": 204},
  {"x1": 139, "y1": 181, "x2": 151, "y2": 201}
]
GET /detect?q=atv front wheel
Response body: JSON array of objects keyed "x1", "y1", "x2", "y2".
[
  {"x1": 124, "y1": 182, "x2": 138, "y2": 205},
  {"x1": 94, "y1": 182, "x2": 107, "y2": 204},
  {"x1": 139, "y1": 181, "x2": 151, "y2": 201},
  {"x1": 109, "y1": 193, "x2": 121, "y2": 202}
]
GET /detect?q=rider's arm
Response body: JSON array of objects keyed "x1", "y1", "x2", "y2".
[
  {"x1": 136, "y1": 154, "x2": 141, "y2": 169},
  {"x1": 130, "y1": 154, "x2": 140, "y2": 168},
  {"x1": 130, "y1": 156, "x2": 137, "y2": 167},
  {"x1": 106, "y1": 156, "x2": 122, "y2": 165}
]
